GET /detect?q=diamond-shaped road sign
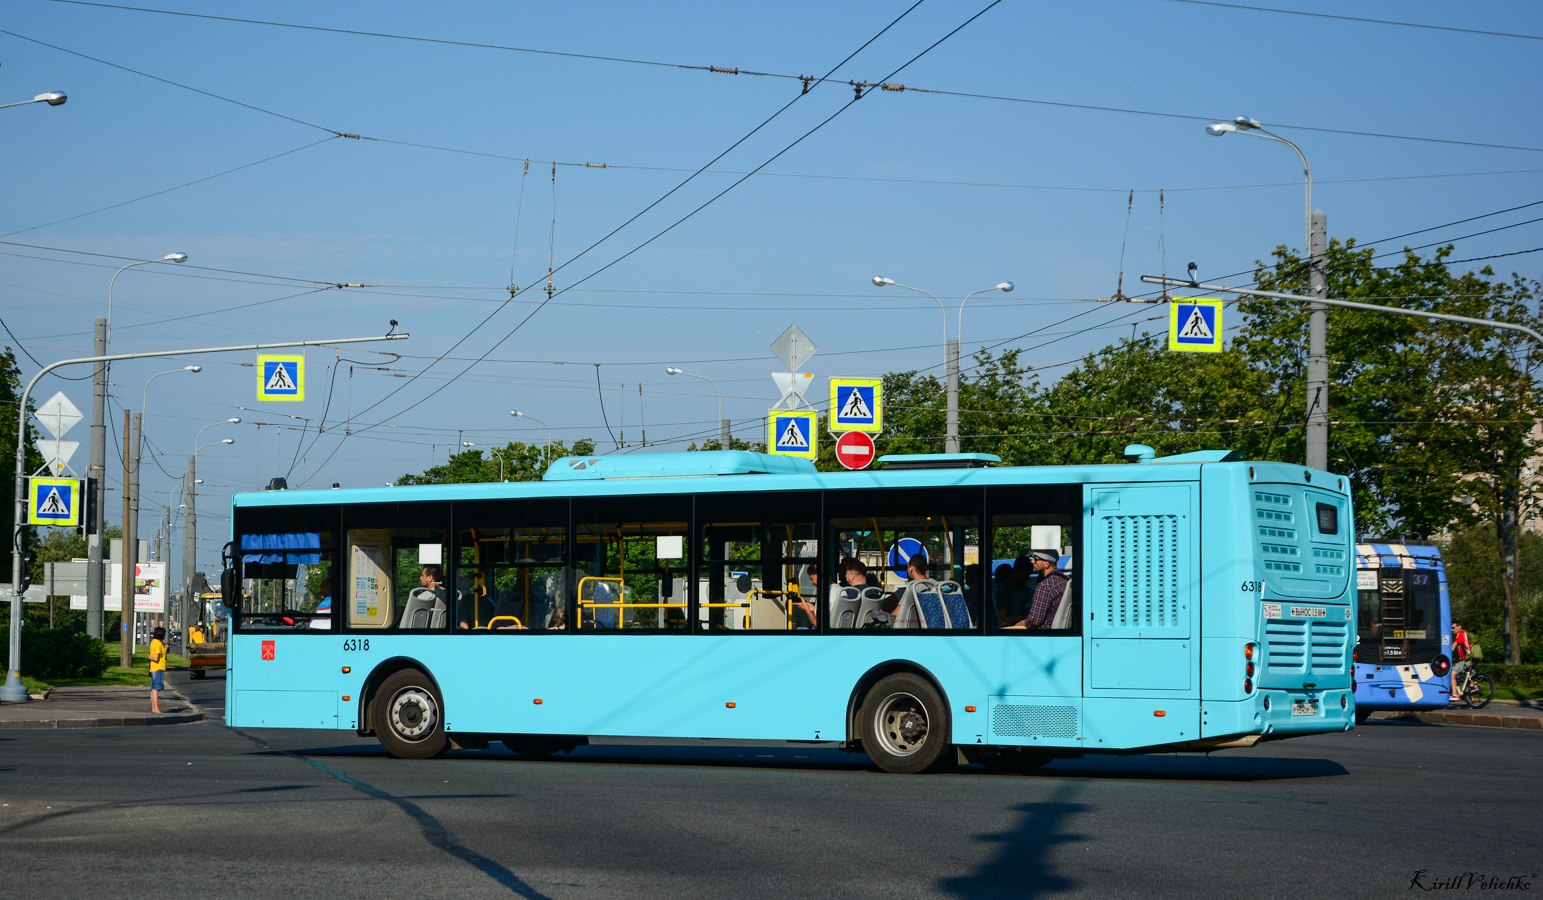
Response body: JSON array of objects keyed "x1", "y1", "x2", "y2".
[
  {"x1": 34, "y1": 391, "x2": 82, "y2": 440},
  {"x1": 34, "y1": 439, "x2": 80, "y2": 475},
  {"x1": 769, "y1": 324, "x2": 816, "y2": 373}
]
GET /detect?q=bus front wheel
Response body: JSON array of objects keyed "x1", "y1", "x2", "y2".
[
  {"x1": 374, "y1": 669, "x2": 448, "y2": 759},
  {"x1": 861, "y1": 673, "x2": 953, "y2": 774}
]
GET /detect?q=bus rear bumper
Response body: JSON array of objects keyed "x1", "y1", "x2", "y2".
[{"x1": 1259, "y1": 688, "x2": 1354, "y2": 734}]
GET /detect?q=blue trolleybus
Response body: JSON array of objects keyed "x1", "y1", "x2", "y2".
[
  {"x1": 1352, "y1": 541, "x2": 1453, "y2": 722},
  {"x1": 221, "y1": 446, "x2": 1358, "y2": 773}
]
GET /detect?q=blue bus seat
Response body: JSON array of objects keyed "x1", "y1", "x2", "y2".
[
  {"x1": 936, "y1": 580, "x2": 972, "y2": 628},
  {"x1": 893, "y1": 580, "x2": 943, "y2": 629}
]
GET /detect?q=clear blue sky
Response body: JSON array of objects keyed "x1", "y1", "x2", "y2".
[{"x1": 2, "y1": 0, "x2": 1540, "y2": 572}]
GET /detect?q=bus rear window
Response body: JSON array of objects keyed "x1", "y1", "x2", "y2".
[{"x1": 1315, "y1": 502, "x2": 1338, "y2": 535}]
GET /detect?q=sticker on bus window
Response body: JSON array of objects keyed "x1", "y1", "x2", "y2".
[{"x1": 1262, "y1": 603, "x2": 1281, "y2": 619}]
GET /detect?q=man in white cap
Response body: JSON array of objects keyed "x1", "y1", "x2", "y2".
[{"x1": 1014, "y1": 549, "x2": 1067, "y2": 630}]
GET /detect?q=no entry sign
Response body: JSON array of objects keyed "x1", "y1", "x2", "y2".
[{"x1": 835, "y1": 431, "x2": 875, "y2": 470}]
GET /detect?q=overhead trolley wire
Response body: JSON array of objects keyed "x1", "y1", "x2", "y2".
[
  {"x1": 1156, "y1": 0, "x2": 1543, "y2": 42},
  {"x1": 0, "y1": 136, "x2": 341, "y2": 237},
  {"x1": 27, "y1": 4, "x2": 1543, "y2": 153},
  {"x1": 293, "y1": 0, "x2": 953, "y2": 480}
]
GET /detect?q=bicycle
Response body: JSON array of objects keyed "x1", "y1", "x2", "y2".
[{"x1": 1452, "y1": 661, "x2": 1494, "y2": 709}]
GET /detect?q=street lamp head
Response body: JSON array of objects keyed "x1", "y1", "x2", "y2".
[
  {"x1": 997, "y1": 282, "x2": 1014, "y2": 292},
  {"x1": 1206, "y1": 122, "x2": 1237, "y2": 136},
  {"x1": 194, "y1": 479, "x2": 203, "y2": 485},
  {"x1": 1233, "y1": 115, "x2": 1261, "y2": 130},
  {"x1": 35, "y1": 92, "x2": 67, "y2": 106},
  {"x1": 228, "y1": 417, "x2": 241, "y2": 424},
  {"x1": 164, "y1": 252, "x2": 188, "y2": 263},
  {"x1": 665, "y1": 367, "x2": 683, "y2": 375},
  {"x1": 873, "y1": 276, "x2": 894, "y2": 287},
  {"x1": 184, "y1": 365, "x2": 201, "y2": 373},
  {"x1": 462, "y1": 441, "x2": 474, "y2": 447},
  {"x1": 510, "y1": 410, "x2": 522, "y2": 418},
  {"x1": 219, "y1": 438, "x2": 234, "y2": 445}
]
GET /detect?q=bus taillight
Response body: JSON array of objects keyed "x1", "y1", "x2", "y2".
[
  {"x1": 1244, "y1": 678, "x2": 1253, "y2": 693},
  {"x1": 1246, "y1": 661, "x2": 1254, "y2": 677},
  {"x1": 1244, "y1": 643, "x2": 1255, "y2": 660}
]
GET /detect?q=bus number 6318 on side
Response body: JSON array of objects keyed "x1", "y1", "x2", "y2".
[{"x1": 342, "y1": 639, "x2": 370, "y2": 652}]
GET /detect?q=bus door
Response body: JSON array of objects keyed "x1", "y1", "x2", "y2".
[{"x1": 1081, "y1": 482, "x2": 1199, "y2": 749}]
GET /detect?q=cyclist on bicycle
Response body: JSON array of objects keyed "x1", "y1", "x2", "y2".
[{"x1": 1452, "y1": 620, "x2": 1472, "y2": 671}]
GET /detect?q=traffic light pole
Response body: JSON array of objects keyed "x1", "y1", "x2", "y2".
[{"x1": 2, "y1": 330, "x2": 408, "y2": 702}]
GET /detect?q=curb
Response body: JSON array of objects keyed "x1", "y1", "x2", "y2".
[
  {"x1": 0, "y1": 711, "x2": 204, "y2": 729},
  {"x1": 1381, "y1": 710, "x2": 1543, "y2": 730}
]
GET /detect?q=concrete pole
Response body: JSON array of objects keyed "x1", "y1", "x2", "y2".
[
  {"x1": 87, "y1": 316, "x2": 106, "y2": 639},
  {"x1": 945, "y1": 338, "x2": 961, "y2": 454},
  {"x1": 720, "y1": 418, "x2": 732, "y2": 451},
  {"x1": 119, "y1": 411, "x2": 135, "y2": 667},
  {"x1": 1305, "y1": 210, "x2": 1329, "y2": 471},
  {"x1": 182, "y1": 455, "x2": 195, "y2": 645}
]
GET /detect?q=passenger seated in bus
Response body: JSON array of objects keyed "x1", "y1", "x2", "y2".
[
  {"x1": 1010, "y1": 549, "x2": 1068, "y2": 630},
  {"x1": 884, "y1": 553, "x2": 930, "y2": 614},
  {"x1": 807, "y1": 557, "x2": 873, "y2": 626}
]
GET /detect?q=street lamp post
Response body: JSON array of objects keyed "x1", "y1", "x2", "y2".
[
  {"x1": 871, "y1": 277, "x2": 1013, "y2": 454},
  {"x1": 118, "y1": 365, "x2": 200, "y2": 663},
  {"x1": 184, "y1": 419, "x2": 237, "y2": 651},
  {"x1": 1206, "y1": 116, "x2": 1328, "y2": 470},
  {"x1": 3, "y1": 329, "x2": 409, "y2": 703},
  {"x1": 87, "y1": 252, "x2": 188, "y2": 640},
  {"x1": 510, "y1": 411, "x2": 552, "y2": 475},
  {"x1": 0, "y1": 92, "x2": 67, "y2": 111},
  {"x1": 666, "y1": 368, "x2": 730, "y2": 449}
]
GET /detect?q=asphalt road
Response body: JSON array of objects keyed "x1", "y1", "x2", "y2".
[{"x1": 2, "y1": 672, "x2": 1538, "y2": 900}]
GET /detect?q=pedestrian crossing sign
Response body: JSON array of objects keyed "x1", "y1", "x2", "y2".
[
  {"x1": 1168, "y1": 298, "x2": 1224, "y2": 353},
  {"x1": 28, "y1": 476, "x2": 82, "y2": 527},
  {"x1": 767, "y1": 409, "x2": 818, "y2": 460},
  {"x1": 257, "y1": 354, "x2": 305, "y2": 401},
  {"x1": 829, "y1": 377, "x2": 882, "y2": 433}
]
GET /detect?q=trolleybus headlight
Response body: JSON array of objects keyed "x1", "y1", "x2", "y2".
[{"x1": 1431, "y1": 654, "x2": 1451, "y2": 677}]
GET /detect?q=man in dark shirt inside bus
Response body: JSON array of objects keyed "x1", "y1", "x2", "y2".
[{"x1": 1013, "y1": 549, "x2": 1068, "y2": 630}]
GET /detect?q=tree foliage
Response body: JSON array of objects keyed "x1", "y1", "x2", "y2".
[{"x1": 396, "y1": 439, "x2": 597, "y2": 486}]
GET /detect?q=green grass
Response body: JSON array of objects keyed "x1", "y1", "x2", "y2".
[
  {"x1": 23, "y1": 675, "x2": 53, "y2": 695},
  {"x1": 1495, "y1": 687, "x2": 1543, "y2": 702},
  {"x1": 50, "y1": 646, "x2": 189, "y2": 688}
]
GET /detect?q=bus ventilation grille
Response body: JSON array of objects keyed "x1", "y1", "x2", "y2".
[
  {"x1": 1265, "y1": 620, "x2": 1308, "y2": 671},
  {"x1": 992, "y1": 704, "x2": 1078, "y2": 739},
  {"x1": 1309, "y1": 620, "x2": 1348, "y2": 672},
  {"x1": 1103, "y1": 514, "x2": 1181, "y2": 628}
]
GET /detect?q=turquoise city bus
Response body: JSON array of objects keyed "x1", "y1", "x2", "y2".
[{"x1": 221, "y1": 446, "x2": 1357, "y2": 774}]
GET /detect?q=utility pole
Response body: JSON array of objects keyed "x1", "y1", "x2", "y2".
[
  {"x1": 720, "y1": 419, "x2": 732, "y2": 451},
  {"x1": 87, "y1": 316, "x2": 106, "y2": 639},
  {"x1": 945, "y1": 338, "x2": 961, "y2": 454},
  {"x1": 1305, "y1": 210, "x2": 1329, "y2": 471},
  {"x1": 119, "y1": 411, "x2": 134, "y2": 667},
  {"x1": 182, "y1": 455, "x2": 195, "y2": 648}
]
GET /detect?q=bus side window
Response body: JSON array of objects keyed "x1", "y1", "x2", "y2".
[
  {"x1": 343, "y1": 502, "x2": 451, "y2": 632},
  {"x1": 986, "y1": 484, "x2": 1080, "y2": 633},
  {"x1": 696, "y1": 491, "x2": 820, "y2": 632}
]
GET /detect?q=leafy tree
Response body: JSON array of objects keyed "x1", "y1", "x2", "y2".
[
  {"x1": 1247, "y1": 240, "x2": 1542, "y2": 662},
  {"x1": 396, "y1": 439, "x2": 596, "y2": 486},
  {"x1": 0, "y1": 347, "x2": 45, "y2": 583}
]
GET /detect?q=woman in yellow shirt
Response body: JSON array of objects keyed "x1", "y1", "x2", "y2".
[{"x1": 149, "y1": 626, "x2": 167, "y2": 714}]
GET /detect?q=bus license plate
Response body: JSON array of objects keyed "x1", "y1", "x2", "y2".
[{"x1": 1291, "y1": 699, "x2": 1319, "y2": 716}]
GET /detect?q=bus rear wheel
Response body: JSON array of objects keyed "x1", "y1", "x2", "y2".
[
  {"x1": 861, "y1": 673, "x2": 953, "y2": 774},
  {"x1": 374, "y1": 669, "x2": 448, "y2": 759}
]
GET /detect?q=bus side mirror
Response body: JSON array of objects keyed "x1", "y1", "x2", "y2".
[{"x1": 221, "y1": 568, "x2": 240, "y2": 613}]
